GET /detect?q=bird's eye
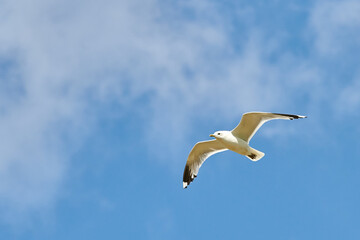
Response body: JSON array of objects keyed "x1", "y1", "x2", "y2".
[{"x1": 217, "y1": 133, "x2": 221, "y2": 135}]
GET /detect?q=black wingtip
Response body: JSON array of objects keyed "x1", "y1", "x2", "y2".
[
  {"x1": 183, "y1": 164, "x2": 196, "y2": 188},
  {"x1": 272, "y1": 113, "x2": 307, "y2": 119}
]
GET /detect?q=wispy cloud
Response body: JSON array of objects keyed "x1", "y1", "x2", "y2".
[
  {"x1": 310, "y1": 0, "x2": 360, "y2": 55},
  {"x1": 336, "y1": 76, "x2": 360, "y2": 114},
  {"x1": 309, "y1": 0, "x2": 360, "y2": 118}
]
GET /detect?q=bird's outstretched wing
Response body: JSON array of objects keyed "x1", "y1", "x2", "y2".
[
  {"x1": 183, "y1": 140, "x2": 227, "y2": 188},
  {"x1": 231, "y1": 112, "x2": 306, "y2": 143}
]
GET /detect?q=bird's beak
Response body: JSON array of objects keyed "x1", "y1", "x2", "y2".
[{"x1": 209, "y1": 134, "x2": 215, "y2": 138}]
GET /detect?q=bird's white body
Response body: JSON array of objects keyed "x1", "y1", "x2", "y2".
[{"x1": 213, "y1": 131, "x2": 250, "y2": 155}]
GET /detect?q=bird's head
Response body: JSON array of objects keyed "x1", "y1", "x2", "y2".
[{"x1": 209, "y1": 131, "x2": 226, "y2": 138}]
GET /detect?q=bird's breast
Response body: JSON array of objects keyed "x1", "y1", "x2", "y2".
[{"x1": 220, "y1": 135, "x2": 250, "y2": 155}]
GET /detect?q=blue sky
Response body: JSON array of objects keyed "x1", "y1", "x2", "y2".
[{"x1": 0, "y1": 0, "x2": 360, "y2": 239}]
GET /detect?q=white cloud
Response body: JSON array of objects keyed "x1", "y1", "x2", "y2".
[
  {"x1": 308, "y1": 0, "x2": 360, "y2": 119},
  {"x1": 310, "y1": 0, "x2": 360, "y2": 55},
  {"x1": 0, "y1": 0, "x2": 232, "y2": 220},
  {"x1": 336, "y1": 76, "x2": 360, "y2": 114}
]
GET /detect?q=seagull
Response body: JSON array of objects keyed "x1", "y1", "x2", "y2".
[{"x1": 182, "y1": 112, "x2": 306, "y2": 188}]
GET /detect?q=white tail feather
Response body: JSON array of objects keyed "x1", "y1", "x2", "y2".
[{"x1": 246, "y1": 148, "x2": 265, "y2": 161}]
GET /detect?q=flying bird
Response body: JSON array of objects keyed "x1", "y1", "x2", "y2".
[{"x1": 183, "y1": 112, "x2": 306, "y2": 188}]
